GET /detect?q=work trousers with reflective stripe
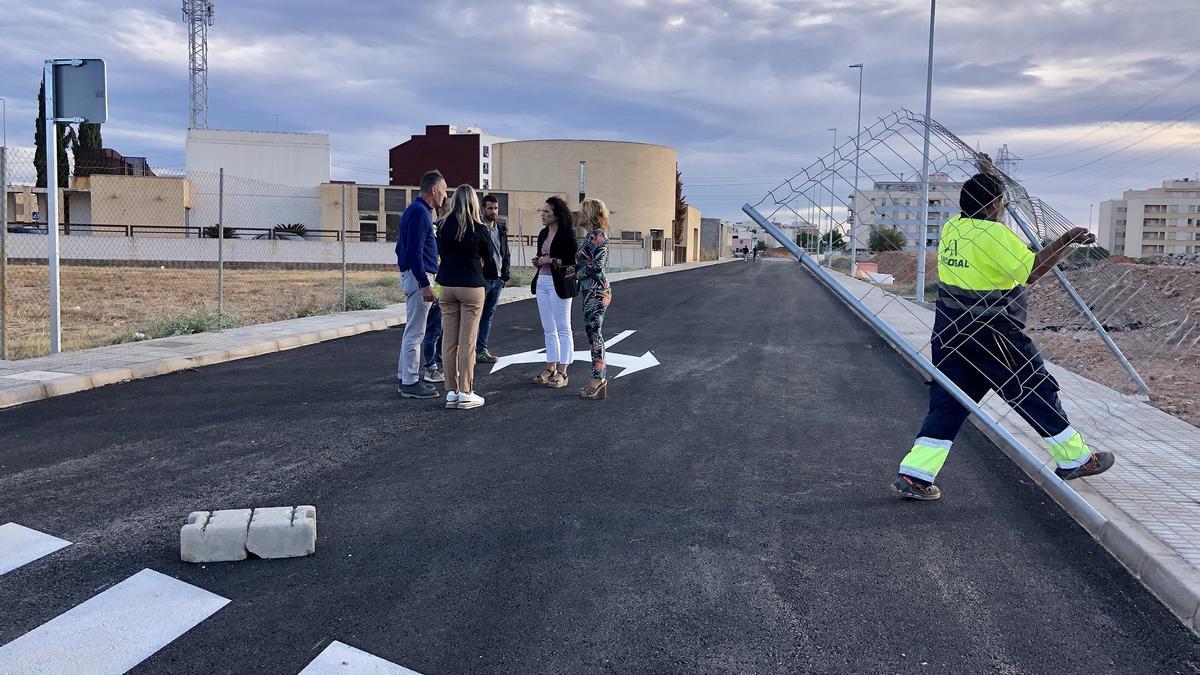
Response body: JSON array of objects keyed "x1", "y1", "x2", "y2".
[{"x1": 899, "y1": 313, "x2": 1090, "y2": 482}]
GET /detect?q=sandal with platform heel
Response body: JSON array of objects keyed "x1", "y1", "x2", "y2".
[
  {"x1": 547, "y1": 372, "x2": 569, "y2": 389},
  {"x1": 580, "y1": 379, "x2": 607, "y2": 399},
  {"x1": 533, "y1": 368, "x2": 555, "y2": 385}
]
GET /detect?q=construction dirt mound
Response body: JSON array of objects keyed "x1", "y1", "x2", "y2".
[{"x1": 866, "y1": 251, "x2": 939, "y2": 286}]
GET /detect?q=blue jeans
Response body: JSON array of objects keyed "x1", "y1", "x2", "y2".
[
  {"x1": 422, "y1": 300, "x2": 442, "y2": 370},
  {"x1": 476, "y1": 278, "x2": 504, "y2": 353}
]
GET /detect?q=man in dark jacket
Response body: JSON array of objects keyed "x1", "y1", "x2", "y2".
[
  {"x1": 395, "y1": 169, "x2": 446, "y2": 399},
  {"x1": 476, "y1": 194, "x2": 511, "y2": 363}
]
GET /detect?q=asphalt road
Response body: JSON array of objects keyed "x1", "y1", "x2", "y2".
[{"x1": 2, "y1": 260, "x2": 1198, "y2": 674}]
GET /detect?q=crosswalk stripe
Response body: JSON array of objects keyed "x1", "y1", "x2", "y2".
[
  {"x1": 299, "y1": 641, "x2": 421, "y2": 675},
  {"x1": 0, "y1": 568, "x2": 229, "y2": 675},
  {"x1": 0, "y1": 523, "x2": 71, "y2": 575}
]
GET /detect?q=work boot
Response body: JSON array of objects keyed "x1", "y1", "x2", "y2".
[
  {"x1": 891, "y1": 475, "x2": 942, "y2": 501},
  {"x1": 1055, "y1": 452, "x2": 1115, "y2": 481}
]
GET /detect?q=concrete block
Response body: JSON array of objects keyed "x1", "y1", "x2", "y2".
[
  {"x1": 317, "y1": 329, "x2": 340, "y2": 341},
  {"x1": 246, "y1": 506, "x2": 317, "y2": 559},
  {"x1": 1139, "y1": 554, "x2": 1200, "y2": 629},
  {"x1": 42, "y1": 374, "x2": 95, "y2": 397},
  {"x1": 297, "y1": 332, "x2": 322, "y2": 346},
  {"x1": 90, "y1": 368, "x2": 134, "y2": 388},
  {"x1": 180, "y1": 509, "x2": 251, "y2": 563},
  {"x1": 0, "y1": 383, "x2": 47, "y2": 409},
  {"x1": 276, "y1": 336, "x2": 302, "y2": 350}
]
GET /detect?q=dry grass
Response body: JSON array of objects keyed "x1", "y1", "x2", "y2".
[
  {"x1": 4, "y1": 264, "x2": 403, "y2": 359},
  {"x1": 4, "y1": 264, "x2": 541, "y2": 360}
]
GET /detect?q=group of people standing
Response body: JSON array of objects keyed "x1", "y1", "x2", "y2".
[{"x1": 395, "y1": 169, "x2": 612, "y2": 409}]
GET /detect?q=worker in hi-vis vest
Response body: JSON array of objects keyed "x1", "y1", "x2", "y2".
[{"x1": 892, "y1": 171, "x2": 1115, "y2": 500}]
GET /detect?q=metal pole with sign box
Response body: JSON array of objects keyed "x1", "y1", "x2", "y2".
[{"x1": 43, "y1": 58, "x2": 107, "y2": 353}]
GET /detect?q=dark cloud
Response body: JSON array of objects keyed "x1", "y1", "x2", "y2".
[{"x1": 0, "y1": 0, "x2": 1196, "y2": 225}]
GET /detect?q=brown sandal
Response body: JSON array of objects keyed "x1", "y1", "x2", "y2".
[
  {"x1": 533, "y1": 368, "x2": 554, "y2": 385},
  {"x1": 580, "y1": 380, "x2": 607, "y2": 399},
  {"x1": 547, "y1": 372, "x2": 569, "y2": 389}
]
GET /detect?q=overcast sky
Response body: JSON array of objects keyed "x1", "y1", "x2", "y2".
[{"x1": 2, "y1": 0, "x2": 1198, "y2": 226}]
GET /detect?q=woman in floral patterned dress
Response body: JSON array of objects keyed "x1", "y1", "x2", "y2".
[{"x1": 568, "y1": 199, "x2": 612, "y2": 399}]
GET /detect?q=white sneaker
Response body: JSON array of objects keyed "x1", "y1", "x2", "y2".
[
  {"x1": 445, "y1": 391, "x2": 461, "y2": 409},
  {"x1": 457, "y1": 392, "x2": 485, "y2": 409}
]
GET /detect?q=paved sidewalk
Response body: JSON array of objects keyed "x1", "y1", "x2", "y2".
[
  {"x1": 826, "y1": 268, "x2": 1200, "y2": 633},
  {"x1": 0, "y1": 260, "x2": 732, "y2": 408}
]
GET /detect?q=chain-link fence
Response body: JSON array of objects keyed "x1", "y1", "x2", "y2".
[
  {"x1": 745, "y1": 108, "x2": 1199, "y2": 452},
  {"x1": 747, "y1": 110, "x2": 1199, "y2": 421}
]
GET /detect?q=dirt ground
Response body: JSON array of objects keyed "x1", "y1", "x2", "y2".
[
  {"x1": 3, "y1": 264, "x2": 403, "y2": 359},
  {"x1": 4, "y1": 264, "x2": 540, "y2": 360}
]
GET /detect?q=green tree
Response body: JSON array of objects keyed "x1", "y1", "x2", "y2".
[
  {"x1": 755, "y1": 240, "x2": 767, "y2": 252},
  {"x1": 797, "y1": 229, "x2": 845, "y2": 252},
  {"x1": 869, "y1": 226, "x2": 907, "y2": 253},
  {"x1": 671, "y1": 167, "x2": 687, "y2": 244},
  {"x1": 72, "y1": 122, "x2": 103, "y2": 177},
  {"x1": 34, "y1": 80, "x2": 71, "y2": 189}
]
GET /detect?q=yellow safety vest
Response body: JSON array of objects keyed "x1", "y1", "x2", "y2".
[{"x1": 937, "y1": 216, "x2": 1035, "y2": 292}]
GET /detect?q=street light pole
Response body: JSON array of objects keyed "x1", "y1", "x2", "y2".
[
  {"x1": 914, "y1": 0, "x2": 937, "y2": 301},
  {"x1": 849, "y1": 64, "x2": 864, "y2": 277},
  {"x1": 1, "y1": 96, "x2": 7, "y2": 359},
  {"x1": 826, "y1": 127, "x2": 837, "y2": 265}
]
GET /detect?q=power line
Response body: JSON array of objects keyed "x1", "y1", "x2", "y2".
[
  {"x1": 1029, "y1": 101, "x2": 1200, "y2": 180},
  {"x1": 1024, "y1": 66, "x2": 1200, "y2": 160}
]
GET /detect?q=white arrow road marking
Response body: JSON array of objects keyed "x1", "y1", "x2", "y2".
[
  {"x1": 606, "y1": 351, "x2": 661, "y2": 378},
  {"x1": 0, "y1": 523, "x2": 71, "y2": 576},
  {"x1": 490, "y1": 329, "x2": 659, "y2": 378},
  {"x1": 489, "y1": 347, "x2": 547, "y2": 374},
  {"x1": 300, "y1": 641, "x2": 422, "y2": 674},
  {"x1": 603, "y1": 330, "x2": 636, "y2": 349},
  {"x1": 0, "y1": 569, "x2": 229, "y2": 674}
]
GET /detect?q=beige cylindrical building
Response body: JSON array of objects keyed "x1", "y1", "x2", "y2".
[{"x1": 492, "y1": 140, "x2": 677, "y2": 245}]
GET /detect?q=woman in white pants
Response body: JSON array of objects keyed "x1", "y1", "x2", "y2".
[{"x1": 530, "y1": 196, "x2": 579, "y2": 389}]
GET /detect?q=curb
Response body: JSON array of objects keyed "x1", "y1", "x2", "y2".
[
  {"x1": 969, "y1": 417, "x2": 1200, "y2": 636},
  {"x1": 0, "y1": 261, "x2": 733, "y2": 411}
]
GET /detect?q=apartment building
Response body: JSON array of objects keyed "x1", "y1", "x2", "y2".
[
  {"x1": 1098, "y1": 178, "x2": 1200, "y2": 257},
  {"x1": 848, "y1": 173, "x2": 963, "y2": 251}
]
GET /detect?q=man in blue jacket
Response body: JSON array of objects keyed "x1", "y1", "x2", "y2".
[{"x1": 395, "y1": 169, "x2": 447, "y2": 399}]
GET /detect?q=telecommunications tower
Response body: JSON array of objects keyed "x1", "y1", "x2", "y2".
[{"x1": 182, "y1": 0, "x2": 215, "y2": 129}]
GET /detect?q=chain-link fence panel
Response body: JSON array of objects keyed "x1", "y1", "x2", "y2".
[{"x1": 745, "y1": 108, "x2": 1198, "y2": 477}]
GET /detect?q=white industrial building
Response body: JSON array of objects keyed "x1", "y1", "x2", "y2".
[{"x1": 186, "y1": 129, "x2": 331, "y2": 234}]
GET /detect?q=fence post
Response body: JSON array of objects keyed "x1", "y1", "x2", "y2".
[
  {"x1": 340, "y1": 183, "x2": 347, "y2": 311},
  {"x1": 0, "y1": 145, "x2": 7, "y2": 360},
  {"x1": 217, "y1": 168, "x2": 224, "y2": 316}
]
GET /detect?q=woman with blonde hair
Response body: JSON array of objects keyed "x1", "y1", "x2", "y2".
[
  {"x1": 567, "y1": 198, "x2": 612, "y2": 399},
  {"x1": 435, "y1": 185, "x2": 492, "y2": 409}
]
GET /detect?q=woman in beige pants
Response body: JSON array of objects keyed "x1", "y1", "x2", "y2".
[{"x1": 435, "y1": 186, "x2": 492, "y2": 409}]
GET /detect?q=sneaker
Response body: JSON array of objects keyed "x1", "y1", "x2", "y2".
[
  {"x1": 423, "y1": 367, "x2": 445, "y2": 383},
  {"x1": 445, "y1": 391, "x2": 462, "y2": 409},
  {"x1": 1055, "y1": 452, "x2": 1115, "y2": 481},
  {"x1": 476, "y1": 350, "x2": 498, "y2": 364},
  {"x1": 398, "y1": 381, "x2": 438, "y2": 399},
  {"x1": 457, "y1": 392, "x2": 485, "y2": 410},
  {"x1": 891, "y1": 475, "x2": 942, "y2": 501}
]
